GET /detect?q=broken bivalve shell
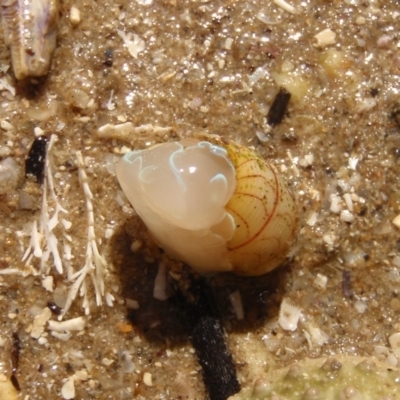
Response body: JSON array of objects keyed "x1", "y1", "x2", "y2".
[
  {"x1": 116, "y1": 138, "x2": 297, "y2": 276},
  {"x1": 1, "y1": 0, "x2": 59, "y2": 80}
]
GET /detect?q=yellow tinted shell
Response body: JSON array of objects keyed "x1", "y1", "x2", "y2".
[{"x1": 225, "y1": 142, "x2": 297, "y2": 275}]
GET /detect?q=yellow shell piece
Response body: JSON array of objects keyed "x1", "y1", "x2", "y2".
[{"x1": 225, "y1": 142, "x2": 297, "y2": 276}]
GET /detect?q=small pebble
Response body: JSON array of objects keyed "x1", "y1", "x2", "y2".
[
  {"x1": 70, "y1": 6, "x2": 81, "y2": 26},
  {"x1": 392, "y1": 214, "x2": 400, "y2": 228},
  {"x1": 61, "y1": 378, "x2": 75, "y2": 400},
  {"x1": 354, "y1": 300, "x2": 367, "y2": 314},
  {"x1": 315, "y1": 28, "x2": 336, "y2": 47},
  {"x1": 0, "y1": 120, "x2": 13, "y2": 131},
  {"x1": 377, "y1": 35, "x2": 392, "y2": 48},
  {"x1": 389, "y1": 332, "x2": 400, "y2": 356},
  {"x1": 143, "y1": 372, "x2": 153, "y2": 386},
  {"x1": 313, "y1": 273, "x2": 327, "y2": 289}
]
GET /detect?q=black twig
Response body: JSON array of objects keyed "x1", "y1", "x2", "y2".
[
  {"x1": 174, "y1": 276, "x2": 240, "y2": 400},
  {"x1": 11, "y1": 332, "x2": 20, "y2": 374}
]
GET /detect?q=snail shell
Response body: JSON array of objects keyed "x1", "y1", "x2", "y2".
[{"x1": 116, "y1": 138, "x2": 297, "y2": 276}]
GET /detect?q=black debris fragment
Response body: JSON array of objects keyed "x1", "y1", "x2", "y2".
[
  {"x1": 11, "y1": 332, "x2": 20, "y2": 374},
  {"x1": 267, "y1": 87, "x2": 291, "y2": 126},
  {"x1": 47, "y1": 301, "x2": 62, "y2": 315},
  {"x1": 175, "y1": 276, "x2": 240, "y2": 400},
  {"x1": 25, "y1": 135, "x2": 48, "y2": 184},
  {"x1": 104, "y1": 49, "x2": 113, "y2": 67},
  {"x1": 342, "y1": 270, "x2": 354, "y2": 299},
  {"x1": 10, "y1": 374, "x2": 20, "y2": 391},
  {"x1": 10, "y1": 332, "x2": 21, "y2": 391},
  {"x1": 191, "y1": 316, "x2": 240, "y2": 400},
  {"x1": 369, "y1": 88, "x2": 379, "y2": 97}
]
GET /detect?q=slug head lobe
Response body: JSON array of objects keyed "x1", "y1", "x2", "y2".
[
  {"x1": 117, "y1": 141, "x2": 236, "y2": 230},
  {"x1": 116, "y1": 140, "x2": 237, "y2": 274}
]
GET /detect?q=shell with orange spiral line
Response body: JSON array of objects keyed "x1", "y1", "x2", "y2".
[
  {"x1": 224, "y1": 141, "x2": 297, "y2": 275},
  {"x1": 116, "y1": 137, "x2": 297, "y2": 276}
]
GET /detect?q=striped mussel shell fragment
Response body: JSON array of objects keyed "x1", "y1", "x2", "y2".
[{"x1": 1, "y1": 0, "x2": 58, "y2": 80}]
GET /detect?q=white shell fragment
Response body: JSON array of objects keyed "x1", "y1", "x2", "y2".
[
  {"x1": 0, "y1": 77, "x2": 16, "y2": 96},
  {"x1": 96, "y1": 122, "x2": 173, "y2": 142},
  {"x1": 306, "y1": 211, "x2": 318, "y2": 227},
  {"x1": 278, "y1": 298, "x2": 301, "y2": 331},
  {"x1": 31, "y1": 307, "x2": 52, "y2": 339},
  {"x1": 314, "y1": 28, "x2": 336, "y2": 47},
  {"x1": 48, "y1": 316, "x2": 86, "y2": 332},
  {"x1": 313, "y1": 273, "x2": 327, "y2": 289},
  {"x1": 354, "y1": 299, "x2": 367, "y2": 314},
  {"x1": 306, "y1": 325, "x2": 329, "y2": 346},
  {"x1": 340, "y1": 209, "x2": 355, "y2": 223},
  {"x1": 117, "y1": 138, "x2": 297, "y2": 276},
  {"x1": 1, "y1": 0, "x2": 59, "y2": 79},
  {"x1": 42, "y1": 275, "x2": 54, "y2": 292},
  {"x1": 273, "y1": 0, "x2": 298, "y2": 14},
  {"x1": 117, "y1": 30, "x2": 145, "y2": 59},
  {"x1": 61, "y1": 377, "x2": 75, "y2": 400},
  {"x1": 229, "y1": 290, "x2": 244, "y2": 320}
]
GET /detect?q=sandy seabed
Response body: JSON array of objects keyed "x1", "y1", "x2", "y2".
[{"x1": 1, "y1": 0, "x2": 400, "y2": 399}]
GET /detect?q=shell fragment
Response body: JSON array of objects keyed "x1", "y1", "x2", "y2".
[{"x1": 1, "y1": 0, "x2": 59, "y2": 79}]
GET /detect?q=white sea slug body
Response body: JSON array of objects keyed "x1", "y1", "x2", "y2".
[{"x1": 116, "y1": 138, "x2": 297, "y2": 276}]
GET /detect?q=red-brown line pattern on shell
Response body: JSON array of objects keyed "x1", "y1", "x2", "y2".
[
  {"x1": 233, "y1": 235, "x2": 281, "y2": 265},
  {"x1": 225, "y1": 173, "x2": 274, "y2": 240},
  {"x1": 214, "y1": 139, "x2": 298, "y2": 275},
  {"x1": 226, "y1": 158, "x2": 281, "y2": 251}
]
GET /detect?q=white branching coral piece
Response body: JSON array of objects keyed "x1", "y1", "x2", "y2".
[
  {"x1": 17, "y1": 134, "x2": 110, "y2": 318},
  {"x1": 61, "y1": 152, "x2": 107, "y2": 317},
  {"x1": 21, "y1": 134, "x2": 68, "y2": 275}
]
